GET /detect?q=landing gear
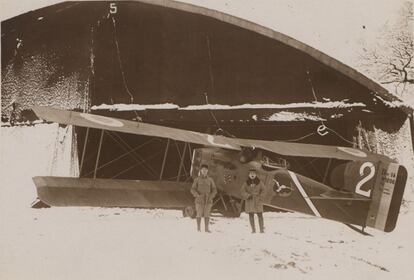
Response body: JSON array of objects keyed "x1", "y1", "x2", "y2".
[
  {"x1": 219, "y1": 207, "x2": 242, "y2": 218},
  {"x1": 216, "y1": 195, "x2": 242, "y2": 218},
  {"x1": 183, "y1": 196, "x2": 242, "y2": 218},
  {"x1": 344, "y1": 223, "x2": 372, "y2": 236},
  {"x1": 182, "y1": 205, "x2": 196, "y2": 218}
]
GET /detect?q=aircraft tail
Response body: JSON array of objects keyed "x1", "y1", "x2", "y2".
[{"x1": 365, "y1": 162, "x2": 407, "y2": 232}]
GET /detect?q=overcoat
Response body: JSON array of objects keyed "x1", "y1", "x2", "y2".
[
  {"x1": 191, "y1": 176, "x2": 217, "y2": 216},
  {"x1": 241, "y1": 178, "x2": 265, "y2": 213}
]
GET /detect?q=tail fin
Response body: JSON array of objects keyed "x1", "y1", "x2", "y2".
[{"x1": 365, "y1": 162, "x2": 407, "y2": 232}]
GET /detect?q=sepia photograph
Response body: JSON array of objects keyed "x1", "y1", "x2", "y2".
[{"x1": 1, "y1": 0, "x2": 413, "y2": 279}]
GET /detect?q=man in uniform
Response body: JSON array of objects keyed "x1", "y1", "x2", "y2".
[
  {"x1": 241, "y1": 168, "x2": 266, "y2": 233},
  {"x1": 190, "y1": 164, "x2": 217, "y2": 232}
]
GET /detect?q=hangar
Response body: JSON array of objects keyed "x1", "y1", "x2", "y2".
[{"x1": 1, "y1": 1, "x2": 412, "y2": 182}]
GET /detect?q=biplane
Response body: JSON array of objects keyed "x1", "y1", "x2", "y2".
[{"x1": 32, "y1": 106, "x2": 407, "y2": 233}]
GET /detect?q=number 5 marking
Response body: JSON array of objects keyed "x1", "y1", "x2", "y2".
[
  {"x1": 355, "y1": 162, "x2": 375, "y2": 197},
  {"x1": 110, "y1": 3, "x2": 117, "y2": 14}
]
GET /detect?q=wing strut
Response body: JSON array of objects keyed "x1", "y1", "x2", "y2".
[
  {"x1": 159, "y1": 139, "x2": 170, "y2": 180},
  {"x1": 80, "y1": 127, "x2": 90, "y2": 176},
  {"x1": 93, "y1": 129, "x2": 105, "y2": 179},
  {"x1": 176, "y1": 142, "x2": 188, "y2": 182},
  {"x1": 322, "y1": 158, "x2": 332, "y2": 184}
]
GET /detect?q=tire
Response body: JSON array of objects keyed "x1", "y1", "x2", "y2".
[
  {"x1": 219, "y1": 201, "x2": 242, "y2": 218},
  {"x1": 183, "y1": 206, "x2": 196, "y2": 218},
  {"x1": 220, "y1": 210, "x2": 241, "y2": 218}
]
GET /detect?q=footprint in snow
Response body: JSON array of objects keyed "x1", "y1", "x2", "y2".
[
  {"x1": 272, "y1": 263, "x2": 288, "y2": 270},
  {"x1": 327, "y1": 240, "x2": 345, "y2": 244},
  {"x1": 287, "y1": 261, "x2": 296, "y2": 267}
]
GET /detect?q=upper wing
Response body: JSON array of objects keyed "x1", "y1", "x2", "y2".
[
  {"x1": 236, "y1": 138, "x2": 392, "y2": 162},
  {"x1": 32, "y1": 106, "x2": 241, "y2": 150},
  {"x1": 32, "y1": 106, "x2": 391, "y2": 162}
]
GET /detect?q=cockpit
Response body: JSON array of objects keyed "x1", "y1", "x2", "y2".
[{"x1": 261, "y1": 155, "x2": 290, "y2": 171}]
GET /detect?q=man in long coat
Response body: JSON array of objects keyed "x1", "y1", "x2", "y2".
[
  {"x1": 190, "y1": 164, "x2": 217, "y2": 232},
  {"x1": 241, "y1": 169, "x2": 266, "y2": 233}
]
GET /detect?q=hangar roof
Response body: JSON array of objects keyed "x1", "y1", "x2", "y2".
[{"x1": 1, "y1": 0, "x2": 411, "y2": 116}]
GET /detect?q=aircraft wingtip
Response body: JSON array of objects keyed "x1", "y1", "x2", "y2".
[{"x1": 31, "y1": 105, "x2": 52, "y2": 120}]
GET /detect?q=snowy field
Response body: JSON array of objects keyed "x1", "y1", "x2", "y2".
[{"x1": 1, "y1": 124, "x2": 414, "y2": 280}]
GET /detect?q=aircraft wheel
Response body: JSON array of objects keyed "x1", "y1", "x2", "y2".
[
  {"x1": 220, "y1": 210, "x2": 241, "y2": 218},
  {"x1": 183, "y1": 206, "x2": 196, "y2": 218},
  {"x1": 220, "y1": 201, "x2": 242, "y2": 218}
]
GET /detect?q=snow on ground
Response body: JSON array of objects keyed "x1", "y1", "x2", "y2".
[{"x1": 1, "y1": 124, "x2": 414, "y2": 280}]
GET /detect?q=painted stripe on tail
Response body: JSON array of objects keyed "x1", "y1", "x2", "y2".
[{"x1": 288, "y1": 171, "x2": 321, "y2": 217}]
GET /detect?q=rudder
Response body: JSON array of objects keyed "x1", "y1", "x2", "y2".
[{"x1": 365, "y1": 163, "x2": 407, "y2": 232}]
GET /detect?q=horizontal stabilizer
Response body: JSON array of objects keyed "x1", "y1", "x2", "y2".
[
  {"x1": 315, "y1": 190, "x2": 371, "y2": 201},
  {"x1": 33, "y1": 176, "x2": 193, "y2": 208}
]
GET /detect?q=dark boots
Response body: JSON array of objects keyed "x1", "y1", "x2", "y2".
[
  {"x1": 196, "y1": 217, "x2": 211, "y2": 233},
  {"x1": 249, "y1": 213, "x2": 264, "y2": 233},
  {"x1": 258, "y1": 213, "x2": 264, "y2": 233},
  {"x1": 197, "y1": 214, "x2": 264, "y2": 233},
  {"x1": 204, "y1": 217, "x2": 211, "y2": 233},
  {"x1": 249, "y1": 213, "x2": 256, "y2": 233},
  {"x1": 197, "y1": 217, "x2": 201, "y2": 232}
]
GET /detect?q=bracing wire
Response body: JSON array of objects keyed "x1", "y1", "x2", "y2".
[
  {"x1": 108, "y1": 131, "x2": 159, "y2": 177},
  {"x1": 306, "y1": 70, "x2": 319, "y2": 103},
  {"x1": 205, "y1": 35, "x2": 236, "y2": 138},
  {"x1": 202, "y1": 92, "x2": 236, "y2": 138},
  {"x1": 111, "y1": 17, "x2": 134, "y2": 103},
  {"x1": 326, "y1": 128, "x2": 355, "y2": 145},
  {"x1": 111, "y1": 150, "x2": 164, "y2": 179},
  {"x1": 306, "y1": 70, "x2": 355, "y2": 145},
  {"x1": 203, "y1": 93, "x2": 220, "y2": 127},
  {"x1": 205, "y1": 35, "x2": 221, "y2": 131},
  {"x1": 306, "y1": 70, "x2": 324, "y2": 125},
  {"x1": 206, "y1": 36, "x2": 215, "y2": 97},
  {"x1": 111, "y1": 16, "x2": 142, "y2": 122},
  {"x1": 83, "y1": 137, "x2": 158, "y2": 177},
  {"x1": 283, "y1": 132, "x2": 316, "y2": 142}
]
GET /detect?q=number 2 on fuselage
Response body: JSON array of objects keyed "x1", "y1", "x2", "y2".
[{"x1": 355, "y1": 162, "x2": 375, "y2": 197}]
